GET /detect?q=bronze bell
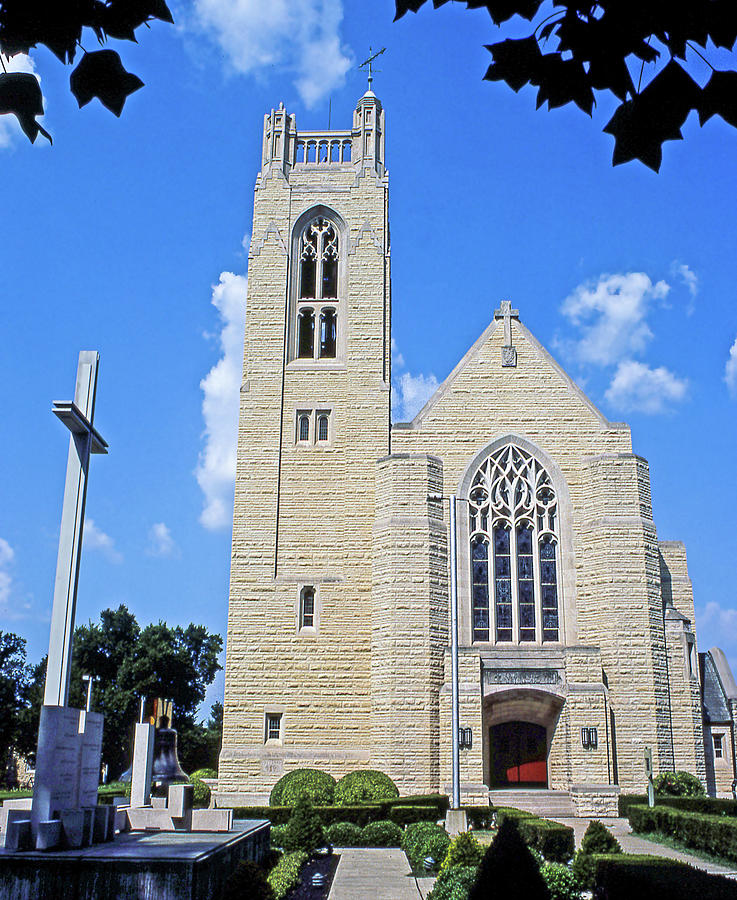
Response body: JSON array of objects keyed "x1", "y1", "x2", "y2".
[{"x1": 151, "y1": 715, "x2": 188, "y2": 795}]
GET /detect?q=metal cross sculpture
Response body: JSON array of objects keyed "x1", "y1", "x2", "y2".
[
  {"x1": 358, "y1": 46, "x2": 386, "y2": 91},
  {"x1": 44, "y1": 351, "x2": 108, "y2": 707}
]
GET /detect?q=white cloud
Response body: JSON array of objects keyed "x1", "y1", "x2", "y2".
[
  {"x1": 392, "y1": 371, "x2": 439, "y2": 422},
  {"x1": 83, "y1": 519, "x2": 123, "y2": 563},
  {"x1": 196, "y1": 271, "x2": 247, "y2": 530},
  {"x1": 0, "y1": 538, "x2": 14, "y2": 609},
  {"x1": 725, "y1": 336, "x2": 737, "y2": 398},
  {"x1": 671, "y1": 261, "x2": 698, "y2": 315},
  {"x1": 561, "y1": 272, "x2": 669, "y2": 366},
  {"x1": 191, "y1": 0, "x2": 351, "y2": 108},
  {"x1": 697, "y1": 601, "x2": 737, "y2": 673},
  {"x1": 391, "y1": 337, "x2": 404, "y2": 369},
  {"x1": 147, "y1": 522, "x2": 179, "y2": 558},
  {"x1": 0, "y1": 54, "x2": 43, "y2": 150},
  {"x1": 604, "y1": 360, "x2": 688, "y2": 414}
]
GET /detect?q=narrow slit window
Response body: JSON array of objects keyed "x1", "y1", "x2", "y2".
[
  {"x1": 714, "y1": 734, "x2": 724, "y2": 759},
  {"x1": 297, "y1": 310, "x2": 314, "y2": 358},
  {"x1": 319, "y1": 310, "x2": 337, "y2": 358},
  {"x1": 301, "y1": 586, "x2": 315, "y2": 628},
  {"x1": 265, "y1": 713, "x2": 282, "y2": 742},
  {"x1": 298, "y1": 414, "x2": 310, "y2": 442},
  {"x1": 317, "y1": 415, "x2": 329, "y2": 442}
]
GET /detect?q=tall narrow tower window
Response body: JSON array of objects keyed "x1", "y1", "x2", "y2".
[
  {"x1": 293, "y1": 214, "x2": 342, "y2": 361},
  {"x1": 317, "y1": 414, "x2": 329, "y2": 442},
  {"x1": 469, "y1": 443, "x2": 561, "y2": 644}
]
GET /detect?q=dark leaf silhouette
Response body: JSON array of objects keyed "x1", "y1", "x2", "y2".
[
  {"x1": 0, "y1": 72, "x2": 52, "y2": 143},
  {"x1": 397, "y1": 0, "x2": 737, "y2": 170},
  {"x1": 699, "y1": 70, "x2": 737, "y2": 128},
  {"x1": 70, "y1": 49, "x2": 144, "y2": 116},
  {"x1": 484, "y1": 36, "x2": 542, "y2": 92}
]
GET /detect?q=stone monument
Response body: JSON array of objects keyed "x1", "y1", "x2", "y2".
[{"x1": 8, "y1": 352, "x2": 111, "y2": 851}]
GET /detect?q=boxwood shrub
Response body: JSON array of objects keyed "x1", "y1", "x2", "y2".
[
  {"x1": 653, "y1": 770, "x2": 705, "y2": 797},
  {"x1": 269, "y1": 768, "x2": 336, "y2": 806},
  {"x1": 270, "y1": 823, "x2": 286, "y2": 848},
  {"x1": 495, "y1": 808, "x2": 574, "y2": 862},
  {"x1": 360, "y1": 819, "x2": 403, "y2": 847},
  {"x1": 334, "y1": 770, "x2": 399, "y2": 805},
  {"x1": 326, "y1": 821, "x2": 363, "y2": 846},
  {"x1": 266, "y1": 850, "x2": 308, "y2": 900},
  {"x1": 402, "y1": 821, "x2": 451, "y2": 872},
  {"x1": 628, "y1": 803, "x2": 737, "y2": 862},
  {"x1": 590, "y1": 853, "x2": 737, "y2": 900},
  {"x1": 427, "y1": 865, "x2": 477, "y2": 900}
]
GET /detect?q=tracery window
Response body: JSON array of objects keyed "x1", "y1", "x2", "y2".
[
  {"x1": 469, "y1": 443, "x2": 560, "y2": 644},
  {"x1": 294, "y1": 216, "x2": 341, "y2": 361}
]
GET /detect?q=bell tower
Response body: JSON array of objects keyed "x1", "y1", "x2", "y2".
[{"x1": 218, "y1": 92, "x2": 391, "y2": 803}]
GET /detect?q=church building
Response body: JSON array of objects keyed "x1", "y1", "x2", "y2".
[{"x1": 217, "y1": 91, "x2": 736, "y2": 815}]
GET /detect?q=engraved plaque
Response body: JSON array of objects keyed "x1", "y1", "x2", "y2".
[
  {"x1": 501, "y1": 346, "x2": 517, "y2": 367},
  {"x1": 261, "y1": 758, "x2": 284, "y2": 776},
  {"x1": 484, "y1": 668, "x2": 559, "y2": 685}
]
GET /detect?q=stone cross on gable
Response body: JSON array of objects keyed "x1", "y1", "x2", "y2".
[
  {"x1": 44, "y1": 351, "x2": 108, "y2": 707},
  {"x1": 494, "y1": 300, "x2": 519, "y2": 367}
]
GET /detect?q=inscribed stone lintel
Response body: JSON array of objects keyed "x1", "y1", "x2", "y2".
[{"x1": 483, "y1": 668, "x2": 560, "y2": 685}]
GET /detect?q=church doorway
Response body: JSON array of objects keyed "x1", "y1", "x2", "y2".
[{"x1": 489, "y1": 721, "x2": 548, "y2": 788}]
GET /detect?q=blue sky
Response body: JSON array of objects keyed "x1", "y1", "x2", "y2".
[{"x1": 1, "y1": 1, "x2": 736, "y2": 717}]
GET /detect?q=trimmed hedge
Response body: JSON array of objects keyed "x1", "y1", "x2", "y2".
[
  {"x1": 269, "y1": 768, "x2": 336, "y2": 806},
  {"x1": 496, "y1": 808, "x2": 574, "y2": 862},
  {"x1": 628, "y1": 803, "x2": 737, "y2": 862},
  {"x1": 427, "y1": 865, "x2": 477, "y2": 900},
  {"x1": 266, "y1": 850, "x2": 308, "y2": 900},
  {"x1": 590, "y1": 852, "x2": 737, "y2": 900},
  {"x1": 619, "y1": 793, "x2": 737, "y2": 818},
  {"x1": 463, "y1": 806, "x2": 494, "y2": 830},
  {"x1": 402, "y1": 821, "x2": 451, "y2": 872},
  {"x1": 389, "y1": 804, "x2": 440, "y2": 826},
  {"x1": 334, "y1": 770, "x2": 399, "y2": 805}
]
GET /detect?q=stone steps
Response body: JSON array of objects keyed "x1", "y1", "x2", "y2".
[{"x1": 488, "y1": 789, "x2": 574, "y2": 817}]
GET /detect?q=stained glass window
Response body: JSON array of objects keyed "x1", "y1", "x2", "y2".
[{"x1": 468, "y1": 443, "x2": 560, "y2": 644}]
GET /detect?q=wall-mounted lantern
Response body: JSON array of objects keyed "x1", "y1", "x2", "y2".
[
  {"x1": 581, "y1": 727, "x2": 598, "y2": 750},
  {"x1": 459, "y1": 727, "x2": 473, "y2": 750}
]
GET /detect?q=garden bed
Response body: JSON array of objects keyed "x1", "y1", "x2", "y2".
[{"x1": 284, "y1": 853, "x2": 340, "y2": 900}]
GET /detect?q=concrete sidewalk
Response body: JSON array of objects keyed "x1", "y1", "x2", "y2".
[
  {"x1": 550, "y1": 817, "x2": 737, "y2": 880},
  {"x1": 327, "y1": 848, "x2": 435, "y2": 900}
]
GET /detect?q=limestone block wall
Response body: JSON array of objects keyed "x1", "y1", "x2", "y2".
[
  {"x1": 439, "y1": 652, "x2": 486, "y2": 802},
  {"x1": 371, "y1": 453, "x2": 447, "y2": 793},
  {"x1": 579, "y1": 453, "x2": 673, "y2": 790},
  {"x1": 562, "y1": 648, "x2": 611, "y2": 787}
]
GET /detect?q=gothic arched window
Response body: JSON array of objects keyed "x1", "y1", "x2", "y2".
[
  {"x1": 469, "y1": 443, "x2": 560, "y2": 644},
  {"x1": 294, "y1": 215, "x2": 341, "y2": 361}
]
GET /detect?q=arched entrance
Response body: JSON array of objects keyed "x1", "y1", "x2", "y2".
[
  {"x1": 489, "y1": 721, "x2": 548, "y2": 787},
  {"x1": 482, "y1": 687, "x2": 564, "y2": 790}
]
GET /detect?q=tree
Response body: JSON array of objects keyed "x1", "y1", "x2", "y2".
[
  {"x1": 0, "y1": 0, "x2": 173, "y2": 144},
  {"x1": 395, "y1": 0, "x2": 737, "y2": 171},
  {"x1": 20, "y1": 606, "x2": 223, "y2": 779},
  {"x1": 0, "y1": 632, "x2": 31, "y2": 785}
]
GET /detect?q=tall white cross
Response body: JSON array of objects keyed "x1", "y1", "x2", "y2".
[{"x1": 44, "y1": 351, "x2": 108, "y2": 707}]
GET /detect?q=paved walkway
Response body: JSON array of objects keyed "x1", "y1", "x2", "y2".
[
  {"x1": 549, "y1": 817, "x2": 737, "y2": 880},
  {"x1": 327, "y1": 848, "x2": 435, "y2": 900}
]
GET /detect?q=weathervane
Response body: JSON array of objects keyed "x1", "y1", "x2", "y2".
[{"x1": 358, "y1": 46, "x2": 386, "y2": 91}]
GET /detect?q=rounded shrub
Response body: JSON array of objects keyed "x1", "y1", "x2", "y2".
[
  {"x1": 282, "y1": 795, "x2": 325, "y2": 854},
  {"x1": 580, "y1": 820, "x2": 621, "y2": 855},
  {"x1": 439, "y1": 832, "x2": 484, "y2": 874},
  {"x1": 188, "y1": 774, "x2": 211, "y2": 808},
  {"x1": 402, "y1": 821, "x2": 444, "y2": 865},
  {"x1": 269, "y1": 768, "x2": 336, "y2": 807},
  {"x1": 326, "y1": 821, "x2": 363, "y2": 846},
  {"x1": 427, "y1": 865, "x2": 478, "y2": 900},
  {"x1": 654, "y1": 770, "x2": 705, "y2": 797},
  {"x1": 540, "y1": 861, "x2": 581, "y2": 900},
  {"x1": 334, "y1": 769, "x2": 399, "y2": 805},
  {"x1": 360, "y1": 819, "x2": 403, "y2": 847},
  {"x1": 421, "y1": 829, "x2": 451, "y2": 872},
  {"x1": 270, "y1": 824, "x2": 287, "y2": 848},
  {"x1": 189, "y1": 767, "x2": 217, "y2": 780}
]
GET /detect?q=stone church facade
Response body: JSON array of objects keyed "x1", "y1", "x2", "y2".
[{"x1": 217, "y1": 92, "x2": 735, "y2": 814}]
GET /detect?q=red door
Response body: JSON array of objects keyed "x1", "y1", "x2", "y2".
[{"x1": 489, "y1": 721, "x2": 548, "y2": 787}]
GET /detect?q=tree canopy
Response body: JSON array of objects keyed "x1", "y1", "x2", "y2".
[
  {"x1": 395, "y1": 0, "x2": 737, "y2": 171},
  {"x1": 15, "y1": 606, "x2": 223, "y2": 779},
  {"x1": 0, "y1": 632, "x2": 31, "y2": 779},
  {"x1": 0, "y1": 0, "x2": 173, "y2": 143}
]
